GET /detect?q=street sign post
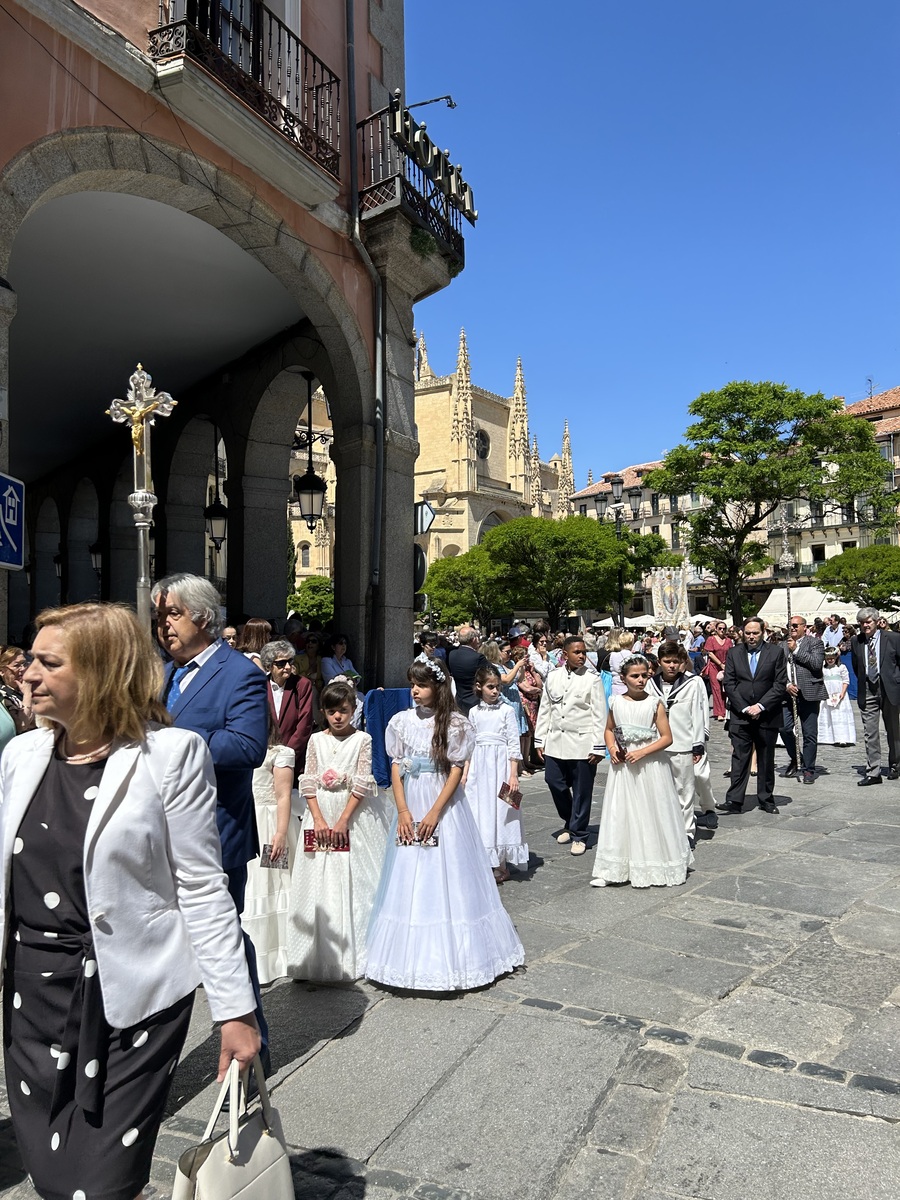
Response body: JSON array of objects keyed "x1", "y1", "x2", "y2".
[{"x1": 0, "y1": 472, "x2": 25, "y2": 571}]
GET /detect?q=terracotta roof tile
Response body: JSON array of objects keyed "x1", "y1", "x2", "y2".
[
  {"x1": 844, "y1": 386, "x2": 900, "y2": 417},
  {"x1": 872, "y1": 414, "x2": 900, "y2": 436},
  {"x1": 572, "y1": 461, "x2": 664, "y2": 500}
]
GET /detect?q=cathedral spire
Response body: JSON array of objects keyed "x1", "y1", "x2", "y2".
[
  {"x1": 556, "y1": 420, "x2": 574, "y2": 518},
  {"x1": 587, "y1": 467, "x2": 594, "y2": 485},
  {"x1": 530, "y1": 433, "x2": 542, "y2": 514},
  {"x1": 416, "y1": 329, "x2": 434, "y2": 381},
  {"x1": 452, "y1": 328, "x2": 476, "y2": 490}
]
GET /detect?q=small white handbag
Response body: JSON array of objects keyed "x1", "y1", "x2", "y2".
[{"x1": 172, "y1": 1057, "x2": 293, "y2": 1200}]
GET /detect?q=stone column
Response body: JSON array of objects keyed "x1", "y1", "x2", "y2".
[
  {"x1": 0, "y1": 283, "x2": 15, "y2": 640},
  {"x1": 242, "y1": 473, "x2": 289, "y2": 619}
]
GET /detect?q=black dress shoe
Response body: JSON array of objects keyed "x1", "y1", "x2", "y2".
[
  {"x1": 782, "y1": 763, "x2": 798, "y2": 779},
  {"x1": 802, "y1": 771, "x2": 815, "y2": 784},
  {"x1": 889, "y1": 767, "x2": 900, "y2": 780},
  {"x1": 715, "y1": 802, "x2": 744, "y2": 815},
  {"x1": 858, "y1": 776, "x2": 883, "y2": 787},
  {"x1": 758, "y1": 801, "x2": 779, "y2": 814}
]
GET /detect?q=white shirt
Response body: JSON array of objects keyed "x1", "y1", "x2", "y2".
[
  {"x1": 270, "y1": 679, "x2": 285, "y2": 717},
  {"x1": 176, "y1": 638, "x2": 221, "y2": 693},
  {"x1": 822, "y1": 625, "x2": 844, "y2": 649}
]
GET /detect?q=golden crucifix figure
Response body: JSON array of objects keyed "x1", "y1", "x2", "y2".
[{"x1": 106, "y1": 363, "x2": 177, "y2": 459}]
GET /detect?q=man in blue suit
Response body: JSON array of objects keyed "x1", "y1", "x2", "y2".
[{"x1": 151, "y1": 573, "x2": 270, "y2": 1063}]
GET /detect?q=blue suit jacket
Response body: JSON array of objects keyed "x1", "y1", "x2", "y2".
[{"x1": 163, "y1": 643, "x2": 268, "y2": 870}]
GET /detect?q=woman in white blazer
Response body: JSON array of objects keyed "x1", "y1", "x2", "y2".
[{"x1": 2, "y1": 603, "x2": 260, "y2": 1200}]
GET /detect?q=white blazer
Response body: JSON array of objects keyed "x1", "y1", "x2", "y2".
[
  {"x1": 533, "y1": 665, "x2": 608, "y2": 759},
  {"x1": 0, "y1": 725, "x2": 256, "y2": 1029}
]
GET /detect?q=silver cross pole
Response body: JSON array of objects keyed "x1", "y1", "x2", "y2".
[
  {"x1": 772, "y1": 508, "x2": 807, "y2": 758},
  {"x1": 107, "y1": 364, "x2": 176, "y2": 627}
]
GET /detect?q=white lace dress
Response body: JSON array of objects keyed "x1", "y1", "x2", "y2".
[
  {"x1": 466, "y1": 701, "x2": 528, "y2": 868},
  {"x1": 286, "y1": 730, "x2": 390, "y2": 981},
  {"x1": 818, "y1": 664, "x2": 856, "y2": 745},
  {"x1": 366, "y1": 707, "x2": 525, "y2": 991},
  {"x1": 242, "y1": 744, "x2": 299, "y2": 984},
  {"x1": 592, "y1": 695, "x2": 693, "y2": 888}
]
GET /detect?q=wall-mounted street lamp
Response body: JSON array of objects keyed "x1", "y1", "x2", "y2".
[
  {"x1": 291, "y1": 370, "x2": 329, "y2": 533},
  {"x1": 204, "y1": 421, "x2": 228, "y2": 551},
  {"x1": 89, "y1": 541, "x2": 102, "y2": 582},
  {"x1": 53, "y1": 551, "x2": 63, "y2": 581}
]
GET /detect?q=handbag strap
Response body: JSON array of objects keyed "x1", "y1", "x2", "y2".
[{"x1": 201, "y1": 1056, "x2": 276, "y2": 1156}]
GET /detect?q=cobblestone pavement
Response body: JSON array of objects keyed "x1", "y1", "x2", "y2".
[{"x1": 2, "y1": 715, "x2": 900, "y2": 1199}]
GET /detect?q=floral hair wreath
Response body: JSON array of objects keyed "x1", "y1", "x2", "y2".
[
  {"x1": 619, "y1": 653, "x2": 651, "y2": 674},
  {"x1": 414, "y1": 651, "x2": 446, "y2": 682}
]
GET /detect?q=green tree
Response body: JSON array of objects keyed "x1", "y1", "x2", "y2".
[
  {"x1": 286, "y1": 538, "x2": 297, "y2": 595},
  {"x1": 287, "y1": 575, "x2": 334, "y2": 625},
  {"x1": 646, "y1": 381, "x2": 892, "y2": 622},
  {"x1": 479, "y1": 515, "x2": 674, "y2": 629},
  {"x1": 423, "y1": 545, "x2": 511, "y2": 627},
  {"x1": 815, "y1": 545, "x2": 900, "y2": 612}
]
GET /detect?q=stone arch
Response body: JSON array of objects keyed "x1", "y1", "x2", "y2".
[
  {"x1": 67, "y1": 477, "x2": 100, "y2": 602},
  {"x1": 442, "y1": 544, "x2": 461, "y2": 558},
  {"x1": 477, "y1": 510, "x2": 510, "y2": 542},
  {"x1": 34, "y1": 497, "x2": 60, "y2": 612},
  {"x1": 0, "y1": 128, "x2": 371, "y2": 432},
  {"x1": 299, "y1": 542, "x2": 312, "y2": 569},
  {"x1": 166, "y1": 416, "x2": 217, "y2": 579}
]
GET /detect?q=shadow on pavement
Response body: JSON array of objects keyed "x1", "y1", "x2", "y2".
[{"x1": 292, "y1": 1147, "x2": 366, "y2": 1198}]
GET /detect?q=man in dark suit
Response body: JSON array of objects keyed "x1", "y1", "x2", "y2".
[
  {"x1": 447, "y1": 625, "x2": 488, "y2": 715},
  {"x1": 719, "y1": 617, "x2": 788, "y2": 814},
  {"x1": 850, "y1": 607, "x2": 900, "y2": 786},
  {"x1": 779, "y1": 615, "x2": 827, "y2": 784},
  {"x1": 261, "y1": 639, "x2": 313, "y2": 779},
  {"x1": 152, "y1": 573, "x2": 270, "y2": 1058}
]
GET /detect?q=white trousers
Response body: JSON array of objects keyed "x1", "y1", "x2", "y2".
[{"x1": 669, "y1": 751, "x2": 717, "y2": 837}]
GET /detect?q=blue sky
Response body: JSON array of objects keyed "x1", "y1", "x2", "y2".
[{"x1": 405, "y1": 1, "x2": 899, "y2": 490}]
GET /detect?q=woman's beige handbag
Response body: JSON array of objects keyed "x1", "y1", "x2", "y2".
[{"x1": 172, "y1": 1057, "x2": 293, "y2": 1200}]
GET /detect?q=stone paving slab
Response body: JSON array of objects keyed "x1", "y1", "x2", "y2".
[
  {"x1": 373, "y1": 1011, "x2": 636, "y2": 1200},
  {"x1": 690, "y1": 986, "x2": 855, "y2": 1062},
  {"x1": 692, "y1": 873, "x2": 856, "y2": 919},
  {"x1": 560, "y1": 936, "x2": 750, "y2": 1001},
  {"x1": 604, "y1": 911, "x2": 787, "y2": 968},
  {"x1": 513, "y1": 960, "x2": 708, "y2": 1027},
  {"x1": 756, "y1": 930, "x2": 900, "y2": 1010}
]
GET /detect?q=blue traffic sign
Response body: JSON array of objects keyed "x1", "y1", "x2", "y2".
[{"x1": 0, "y1": 473, "x2": 25, "y2": 571}]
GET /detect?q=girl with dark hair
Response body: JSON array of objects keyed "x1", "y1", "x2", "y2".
[
  {"x1": 366, "y1": 656, "x2": 524, "y2": 991},
  {"x1": 463, "y1": 666, "x2": 527, "y2": 883},
  {"x1": 235, "y1": 617, "x2": 273, "y2": 670},
  {"x1": 287, "y1": 679, "x2": 389, "y2": 981}
]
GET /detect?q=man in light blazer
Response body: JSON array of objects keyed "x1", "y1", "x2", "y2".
[
  {"x1": 778, "y1": 614, "x2": 827, "y2": 784},
  {"x1": 851, "y1": 606, "x2": 900, "y2": 785},
  {"x1": 534, "y1": 635, "x2": 608, "y2": 856},
  {"x1": 720, "y1": 617, "x2": 787, "y2": 814},
  {"x1": 152, "y1": 573, "x2": 270, "y2": 1059}
]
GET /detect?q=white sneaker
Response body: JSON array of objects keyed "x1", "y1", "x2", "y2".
[
  {"x1": 570, "y1": 841, "x2": 587, "y2": 856},
  {"x1": 589, "y1": 877, "x2": 607, "y2": 887},
  {"x1": 556, "y1": 831, "x2": 572, "y2": 844}
]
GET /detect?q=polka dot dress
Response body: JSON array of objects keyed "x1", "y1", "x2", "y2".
[{"x1": 3, "y1": 752, "x2": 194, "y2": 1200}]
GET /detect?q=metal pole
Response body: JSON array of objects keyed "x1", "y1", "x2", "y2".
[
  {"x1": 778, "y1": 516, "x2": 802, "y2": 759},
  {"x1": 616, "y1": 510, "x2": 625, "y2": 626},
  {"x1": 107, "y1": 365, "x2": 176, "y2": 628}
]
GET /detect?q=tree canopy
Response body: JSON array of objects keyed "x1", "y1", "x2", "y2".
[
  {"x1": 287, "y1": 575, "x2": 334, "y2": 625},
  {"x1": 646, "y1": 381, "x2": 892, "y2": 621},
  {"x1": 815, "y1": 545, "x2": 900, "y2": 613},
  {"x1": 423, "y1": 516, "x2": 676, "y2": 629}
]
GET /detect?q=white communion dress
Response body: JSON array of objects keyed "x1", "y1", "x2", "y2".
[
  {"x1": 366, "y1": 707, "x2": 525, "y2": 991},
  {"x1": 592, "y1": 695, "x2": 693, "y2": 888},
  {"x1": 242, "y1": 743, "x2": 299, "y2": 984},
  {"x1": 817, "y1": 664, "x2": 856, "y2": 745},
  {"x1": 466, "y1": 701, "x2": 528, "y2": 868},
  {"x1": 286, "y1": 729, "x2": 390, "y2": 981}
]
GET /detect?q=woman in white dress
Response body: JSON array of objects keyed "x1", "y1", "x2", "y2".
[
  {"x1": 818, "y1": 646, "x2": 856, "y2": 746},
  {"x1": 592, "y1": 654, "x2": 693, "y2": 889},
  {"x1": 464, "y1": 666, "x2": 528, "y2": 883},
  {"x1": 366, "y1": 656, "x2": 525, "y2": 992},
  {"x1": 287, "y1": 679, "x2": 389, "y2": 981},
  {"x1": 242, "y1": 727, "x2": 297, "y2": 983}
]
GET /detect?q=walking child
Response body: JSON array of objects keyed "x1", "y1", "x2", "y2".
[
  {"x1": 287, "y1": 678, "x2": 390, "y2": 981},
  {"x1": 591, "y1": 655, "x2": 693, "y2": 888},
  {"x1": 648, "y1": 640, "x2": 718, "y2": 844},
  {"x1": 366, "y1": 656, "x2": 525, "y2": 991},
  {"x1": 464, "y1": 666, "x2": 528, "y2": 884}
]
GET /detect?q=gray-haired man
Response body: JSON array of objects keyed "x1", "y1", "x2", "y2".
[{"x1": 850, "y1": 607, "x2": 900, "y2": 786}]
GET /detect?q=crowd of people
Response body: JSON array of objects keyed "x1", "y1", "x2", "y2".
[{"x1": 0, "y1": 584, "x2": 892, "y2": 1200}]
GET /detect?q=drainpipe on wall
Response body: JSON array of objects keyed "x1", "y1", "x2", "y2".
[{"x1": 346, "y1": 0, "x2": 386, "y2": 686}]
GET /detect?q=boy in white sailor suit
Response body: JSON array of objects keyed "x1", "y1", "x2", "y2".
[
  {"x1": 649, "y1": 639, "x2": 717, "y2": 845},
  {"x1": 534, "y1": 635, "x2": 608, "y2": 856}
]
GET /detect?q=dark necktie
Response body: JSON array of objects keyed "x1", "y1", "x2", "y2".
[
  {"x1": 166, "y1": 662, "x2": 197, "y2": 711},
  {"x1": 867, "y1": 638, "x2": 879, "y2": 686}
]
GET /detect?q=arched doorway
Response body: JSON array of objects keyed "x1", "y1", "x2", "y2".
[
  {"x1": 67, "y1": 478, "x2": 100, "y2": 602},
  {"x1": 34, "y1": 498, "x2": 60, "y2": 612}
]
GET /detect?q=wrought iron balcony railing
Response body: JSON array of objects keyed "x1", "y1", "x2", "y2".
[
  {"x1": 358, "y1": 105, "x2": 466, "y2": 266},
  {"x1": 150, "y1": 1, "x2": 340, "y2": 178}
]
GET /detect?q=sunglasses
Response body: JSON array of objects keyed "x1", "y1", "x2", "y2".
[{"x1": 272, "y1": 658, "x2": 293, "y2": 668}]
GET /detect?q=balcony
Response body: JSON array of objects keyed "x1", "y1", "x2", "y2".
[
  {"x1": 150, "y1": 2, "x2": 340, "y2": 182},
  {"x1": 358, "y1": 96, "x2": 472, "y2": 269}
]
